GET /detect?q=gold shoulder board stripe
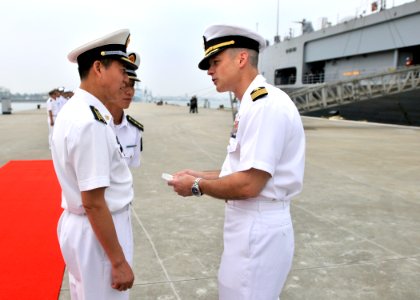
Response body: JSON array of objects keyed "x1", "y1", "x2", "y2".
[
  {"x1": 127, "y1": 115, "x2": 144, "y2": 131},
  {"x1": 89, "y1": 105, "x2": 107, "y2": 124},
  {"x1": 251, "y1": 87, "x2": 268, "y2": 102}
]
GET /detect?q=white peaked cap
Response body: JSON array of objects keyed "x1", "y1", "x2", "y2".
[
  {"x1": 198, "y1": 24, "x2": 266, "y2": 70},
  {"x1": 67, "y1": 29, "x2": 137, "y2": 70}
]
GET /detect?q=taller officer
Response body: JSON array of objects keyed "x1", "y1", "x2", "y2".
[
  {"x1": 168, "y1": 24, "x2": 305, "y2": 300},
  {"x1": 51, "y1": 29, "x2": 138, "y2": 300}
]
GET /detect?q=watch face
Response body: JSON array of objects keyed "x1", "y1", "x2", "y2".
[
  {"x1": 192, "y1": 186, "x2": 200, "y2": 196},
  {"x1": 192, "y1": 178, "x2": 202, "y2": 196}
]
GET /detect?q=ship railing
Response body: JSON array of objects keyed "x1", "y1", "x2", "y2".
[{"x1": 289, "y1": 65, "x2": 420, "y2": 113}]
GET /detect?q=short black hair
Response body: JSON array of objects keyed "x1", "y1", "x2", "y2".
[{"x1": 78, "y1": 58, "x2": 114, "y2": 80}]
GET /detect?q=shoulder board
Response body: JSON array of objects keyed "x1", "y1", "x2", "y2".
[
  {"x1": 126, "y1": 115, "x2": 144, "y2": 131},
  {"x1": 89, "y1": 105, "x2": 107, "y2": 124},
  {"x1": 250, "y1": 87, "x2": 268, "y2": 102}
]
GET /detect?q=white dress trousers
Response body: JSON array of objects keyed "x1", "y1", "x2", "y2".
[
  {"x1": 57, "y1": 207, "x2": 133, "y2": 300},
  {"x1": 218, "y1": 199, "x2": 294, "y2": 300}
]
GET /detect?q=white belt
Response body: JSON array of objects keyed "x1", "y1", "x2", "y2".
[{"x1": 226, "y1": 198, "x2": 290, "y2": 212}]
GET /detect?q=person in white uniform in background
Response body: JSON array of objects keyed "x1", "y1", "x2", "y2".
[
  {"x1": 56, "y1": 87, "x2": 68, "y2": 112},
  {"x1": 168, "y1": 24, "x2": 306, "y2": 300},
  {"x1": 107, "y1": 52, "x2": 144, "y2": 168},
  {"x1": 51, "y1": 29, "x2": 138, "y2": 300},
  {"x1": 46, "y1": 88, "x2": 60, "y2": 149}
]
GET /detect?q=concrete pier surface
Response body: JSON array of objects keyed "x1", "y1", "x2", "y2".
[{"x1": 1, "y1": 102, "x2": 419, "y2": 299}]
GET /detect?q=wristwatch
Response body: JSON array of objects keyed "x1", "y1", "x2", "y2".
[{"x1": 191, "y1": 178, "x2": 203, "y2": 197}]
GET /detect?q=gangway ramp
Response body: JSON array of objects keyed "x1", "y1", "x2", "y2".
[{"x1": 289, "y1": 66, "x2": 420, "y2": 113}]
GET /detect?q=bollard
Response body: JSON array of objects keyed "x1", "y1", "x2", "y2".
[{"x1": 1, "y1": 100, "x2": 12, "y2": 115}]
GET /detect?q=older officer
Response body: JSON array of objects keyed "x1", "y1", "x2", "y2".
[
  {"x1": 107, "y1": 52, "x2": 144, "y2": 168},
  {"x1": 168, "y1": 24, "x2": 305, "y2": 300},
  {"x1": 51, "y1": 29, "x2": 138, "y2": 299}
]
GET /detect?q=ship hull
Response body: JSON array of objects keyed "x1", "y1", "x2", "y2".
[
  {"x1": 259, "y1": 1, "x2": 420, "y2": 126},
  {"x1": 301, "y1": 89, "x2": 420, "y2": 126}
]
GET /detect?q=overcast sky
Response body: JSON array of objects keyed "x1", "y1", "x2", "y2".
[{"x1": 0, "y1": 0, "x2": 413, "y2": 99}]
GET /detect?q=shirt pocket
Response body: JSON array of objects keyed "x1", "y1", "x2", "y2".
[{"x1": 123, "y1": 146, "x2": 136, "y2": 159}]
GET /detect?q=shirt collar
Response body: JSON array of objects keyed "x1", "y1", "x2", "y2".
[
  {"x1": 115, "y1": 112, "x2": 129, "y2": 128},
  {"x1": 75, "y1": 88, "x2": 113, "y2": 124},
  {"x1": 239, "y1": 74, "x2": 267, "y2": 113},
  {"x1": 244, "y1": 74, "x2": 266, "y2": 98}
]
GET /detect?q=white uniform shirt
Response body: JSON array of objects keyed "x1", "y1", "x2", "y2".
[
  {"x1": 113, "y1": 113, "x2": 143, "y2": 168},
  {"x1": 56, "y1": 95, "x2": 68, "y2": 114},
  {"x1": 51, "y1": 88, "x2": 133, "y2": 214},
  {"x1": 220, "y1": 75, "x2": 305, "y2": 201},
  {"x1": 46, "y1": 97, "x2": 60, "y2": 119}
]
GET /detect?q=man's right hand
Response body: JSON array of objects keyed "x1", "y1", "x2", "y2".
[
  {"x1": 111, "y1": 260, "x2": 134, "y2": 291},
  {"x1": 82, "y1": 188, "x2": 134, "y2": 292}
]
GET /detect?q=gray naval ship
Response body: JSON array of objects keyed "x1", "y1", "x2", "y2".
[{"x1": 259, "y1": 0, "x2": 420, "y2": 126}]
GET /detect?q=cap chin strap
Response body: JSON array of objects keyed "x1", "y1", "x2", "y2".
[{"x1": 100, "y1": 50, "x2": 128, "y2": 57}]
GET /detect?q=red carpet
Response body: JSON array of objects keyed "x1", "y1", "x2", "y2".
[{"x1": 0, "y1": 160, "x2": 64, "y2": 299}]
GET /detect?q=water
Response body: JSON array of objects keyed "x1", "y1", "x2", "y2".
[
  {"x1": 9, "y1": 102, "x2": 46, "y2": 113},
  {"x1": 4, "y1": 98, "x2": 233, "y2": 114},
  {"x1": 159, "y1": 97, "x2": 233, "y2": 110}
]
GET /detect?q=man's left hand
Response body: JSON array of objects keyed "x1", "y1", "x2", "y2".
[{"x1": 168, "y1": 174, "x2": 195, "y2": 197}]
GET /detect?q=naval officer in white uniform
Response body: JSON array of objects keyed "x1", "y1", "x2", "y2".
[
  {"x1": 107, "y1": 52, "x2": 144, "y2": 168},
  {"x1": 168, "y1": 24, "x2": 305, "y2": 300},
  {"x1": 46, "y1": 89, "x2": 59, "y2": 149},
  {"x1": 51, "y1": 29, "x2": 138, "y2": 300}
]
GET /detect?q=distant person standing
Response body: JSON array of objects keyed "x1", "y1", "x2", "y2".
[
  {"x1": 64, "y1": 89, "x2": 74, "y2": 99},
  {"x1": 168, "y1": 24, "x2": 305, "y2": 300},
  {"x1": 51, "y1": 29, "x2": 138, "y2": 299},
  {"x1": 189, "y1": 95, "x2": 198, "y2": 113},
  {"x1": 107, "y1": 51, "x2": 144, "y2": 168},
  {"x1": 405, "y1": 56, "x2": 413, "y2": 67},
  {"x1": 46, "y1": 89, "x2": 59, "y2": 149},
  {"x1": 56, "y1": 87, "x2": 68, "y2": 112},
  {"x1": 189, "y1": 96, "x2": 194, "y2": 113}
]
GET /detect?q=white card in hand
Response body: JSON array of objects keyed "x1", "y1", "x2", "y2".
[{"x1": 161, "y1": 173, "x2": 173, "y2": 181}]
